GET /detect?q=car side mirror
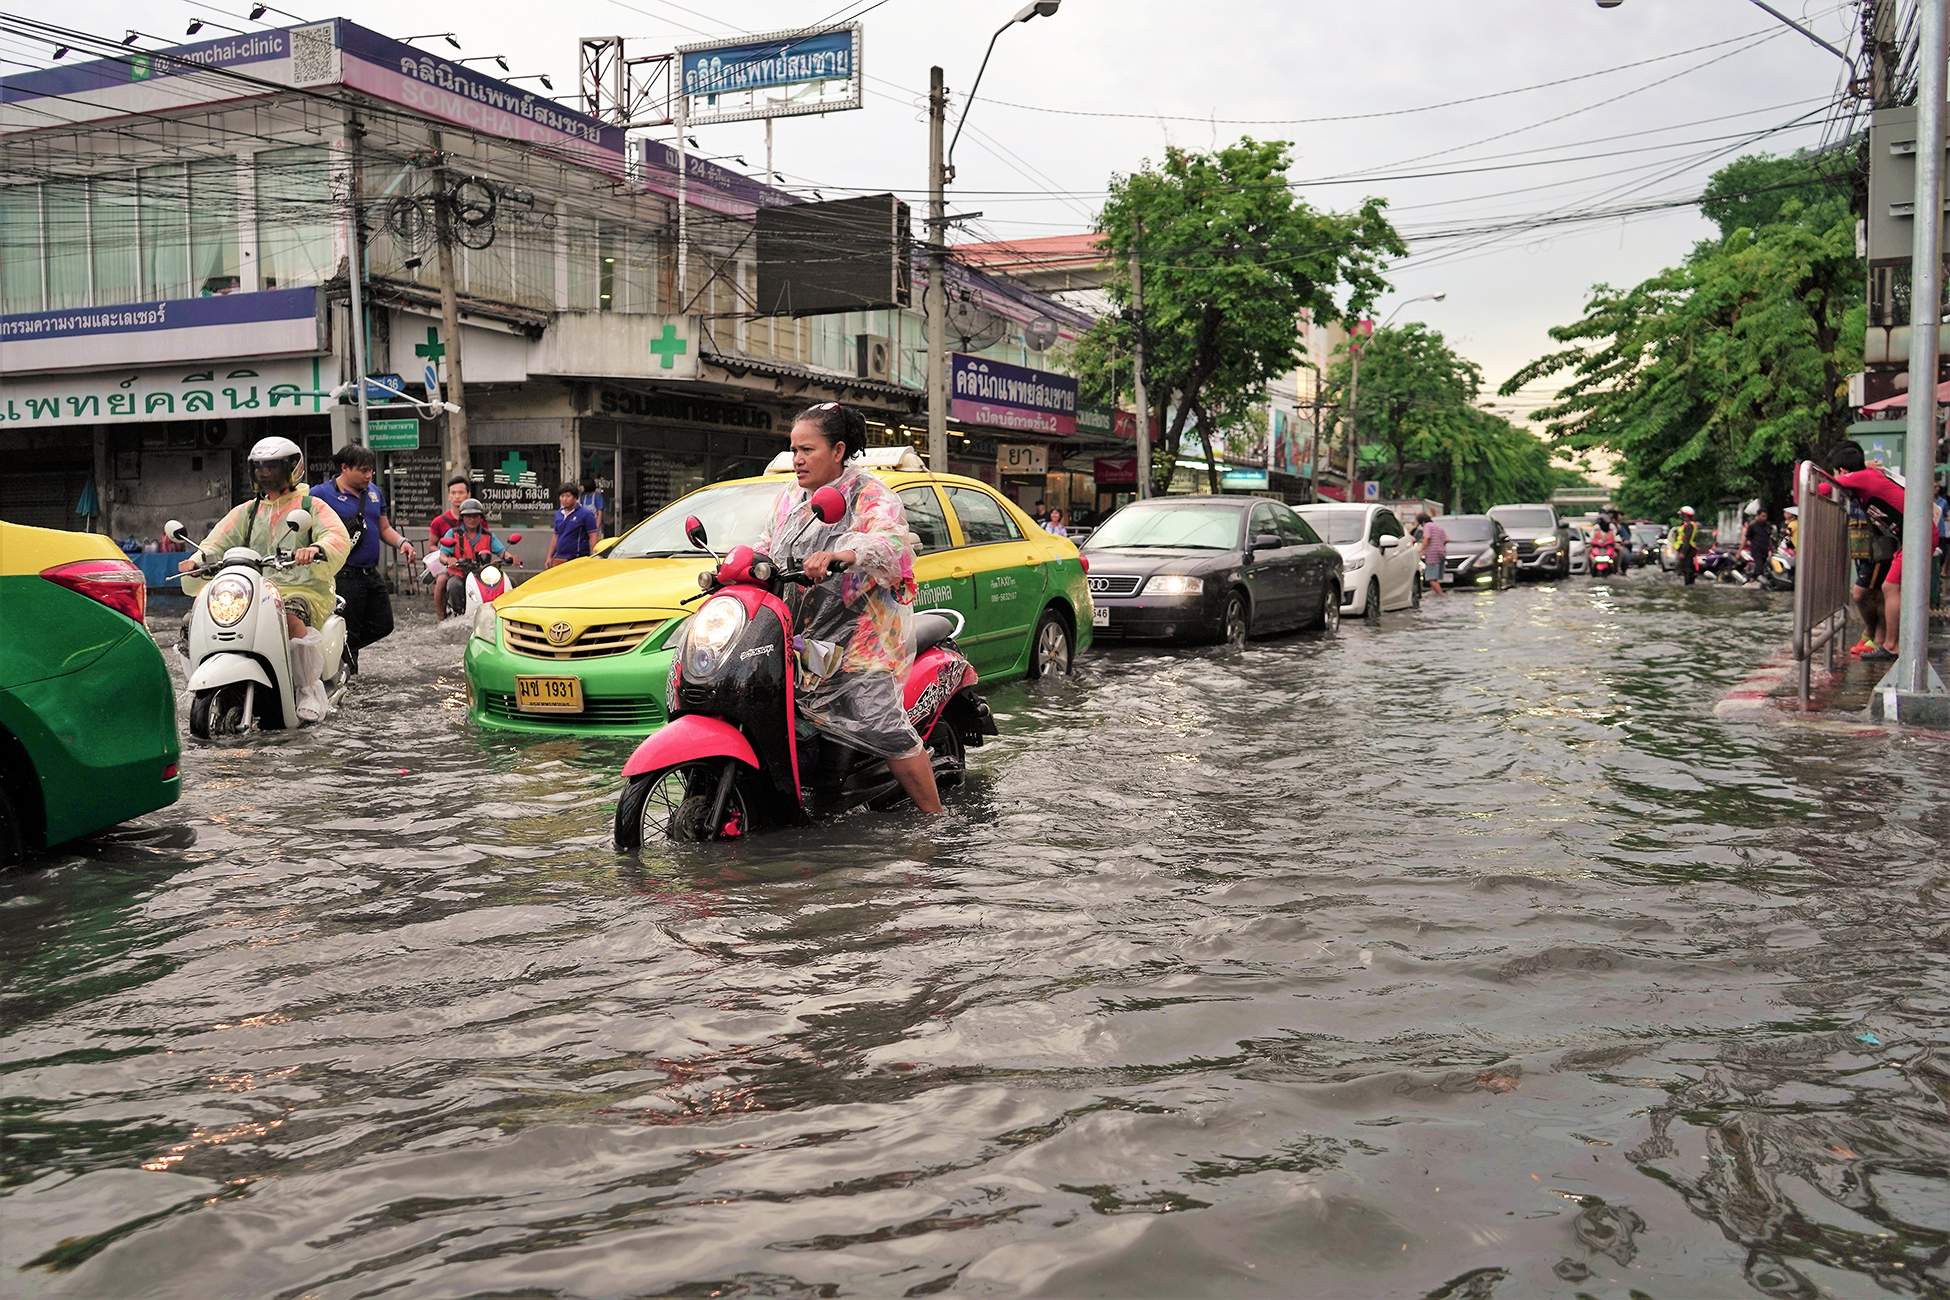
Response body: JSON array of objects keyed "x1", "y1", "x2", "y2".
[
  {"x1": 1377, "y1": 534, "x2": 1401, "y2": 549},
  {"x1": 684, "y1": 515, "x2": 708, "y2": 548},
  {"x1": 1253, "y1": 533, "x2": 1282, "y2": 551},
  {"x1": 284, "y1": 509, "x2": 312, "y2": 533},
  {"x1": 811, "y1": 485, "x2": 847, "y2": 525}
]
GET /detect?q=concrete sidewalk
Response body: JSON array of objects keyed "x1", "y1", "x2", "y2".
[{"x1": 1716, "y1": 615, "x2": 1950, "y2": 727}]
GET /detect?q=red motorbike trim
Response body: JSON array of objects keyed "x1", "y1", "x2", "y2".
[
  {"x1": 622, "y1": 713, "x2": 761, "y2": 779},
  {"x1": 903, "y1": 648, "x2": 978, "y2": 739},
  {"x1": 684, "y1": 583, "x2": 804, "y2": 806}
]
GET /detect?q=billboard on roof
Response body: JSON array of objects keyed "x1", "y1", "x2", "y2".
[
  {"x1": 677, "y1": 24, "x2": 862, "y2": 126},
  {"x1": 756, "y1": 195, "x2": 911, "y2": 315}
]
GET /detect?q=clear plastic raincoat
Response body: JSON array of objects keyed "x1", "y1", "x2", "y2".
[
  {"x1": 757, "y1": 468, "x2": 923, "y2": 759},
  {"x1": 191, "y1": 484, "x2": 351, "y2": 628}
]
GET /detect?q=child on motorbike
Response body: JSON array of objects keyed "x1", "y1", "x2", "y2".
[{"x1": 438, "y1": 499, "x2": 519, "y2": 604}]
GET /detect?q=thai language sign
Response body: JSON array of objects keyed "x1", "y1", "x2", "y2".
[
  {"x1": 0, "y1": 288, "x2": 322, "y2": 374},
  {"x1": 951, "y1": 354, "x2": 1078, "y2": 436},
  {"x1": 677, "y1": 25, "x2": 862, "y2": 126},
  {"x1": 0, "y1": 356, "x2": 331, "y2": 430},
  {"x1": 639, "y1": 140, "x2": 797, "y2": 216}
]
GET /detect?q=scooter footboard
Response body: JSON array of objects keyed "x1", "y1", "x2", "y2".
[{"x1": 622, "y1": 714, "x2": 761, "y2": 779}]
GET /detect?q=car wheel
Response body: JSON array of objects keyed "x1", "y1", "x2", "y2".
[
  {"x1": 1027, "y1": 607, "x2": 1073, "y2": 679},
  {"x1": 1314, "y1": 583, "x2": 1341, "y2": 633},
  {"x1": 1362, "y1": 580, "x2": 1382, "y2": 624},
  {"x1": 1221, "y1": 592, "x2": 1250, "y2": 646},
  {"x1": 0, "y1": 785, "x2": 23, "y2": 868}
]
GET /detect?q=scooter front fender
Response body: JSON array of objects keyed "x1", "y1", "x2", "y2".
[
  {"x1": 623, "y1": 714, "x2": 761, "y2": 779},
  {"x1": 188, "y1": 653, "x2": 273, "y2": 693}
]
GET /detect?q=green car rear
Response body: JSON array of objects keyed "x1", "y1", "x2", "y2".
[{"x1": 0, "y1": 522, "x2": 182, "y2": 863}]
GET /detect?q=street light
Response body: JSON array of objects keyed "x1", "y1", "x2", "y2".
[
  {"x1": 928, "y1": 1, "x2": 1063, "y2": 475},
  {"x1": 1596, "y1": 0, "x2": 1852, "y2": 65},
  {"x1": 1382, "y1": 291, "x2": 1446, "y2": 328},
  {"x1": 1344, "y1": 293, "x2": 1446, "y2": 497}
]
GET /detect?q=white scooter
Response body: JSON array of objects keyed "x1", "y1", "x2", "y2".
[
  {"x1": 167, "y1": 513, "x2": 350, "y2": 739},
  {"x1": 442, "y1": 531, "x2": 523, "y2": 622}
]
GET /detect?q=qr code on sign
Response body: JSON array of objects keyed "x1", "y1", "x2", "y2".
[{"x1": 290, "y1": 23, "x2": 336, "y2": 86}]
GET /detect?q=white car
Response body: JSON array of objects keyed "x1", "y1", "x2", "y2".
[{"x1": 1296, "y1": 503, "x2": 1421, "y2": 619}]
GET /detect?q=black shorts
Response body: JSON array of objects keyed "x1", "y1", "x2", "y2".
[{"x1": 1855, "y1": 558, "x2": 1892, "y2": 590}]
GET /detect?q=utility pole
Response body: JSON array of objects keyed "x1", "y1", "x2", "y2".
[
  {"x1": 429, "y1": 131, "x2": 469, "y2": 485},
  {"x1": 926, "y1": 66, "x2": 950, "y2": 474},
  {"x1": 1343, "y1": 344, "x2": 1361, "y2": 499},
  {"x1": 676, "y1": 90, "x2": 690, "y2": 310},
  {"x1": 345, "y1": 111, "x2": 371, "y2": 450},
  {"x1": 1130, "y1": 233, "x2": 1150, "y2": 499},
  {"x1": 1867, "y1": 0, "x2": 1900, "y2": 108},
  {"x1": 1887, "y1": 0, "x2": 1948, "y2": 718}
]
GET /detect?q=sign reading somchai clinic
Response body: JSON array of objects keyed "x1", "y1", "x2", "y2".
[
  {"x1": 677, "y1": 25, "x2": 863, "y2": 126},
  {"x1": 951, "y1": 355, "x2": 1078, "y2": 436}
]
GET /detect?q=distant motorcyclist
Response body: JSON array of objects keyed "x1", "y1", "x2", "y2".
[
  {"x1": 177, "y1": 436, "x2": 350, "y2": 716},
  {"x1": 439, "y1": 498, "x2": 519, "y2": 576},
  {"x1": 1674, "y1": 506, "x2": 1703, "y2": 585}
]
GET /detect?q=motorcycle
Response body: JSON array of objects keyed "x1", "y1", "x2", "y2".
[
  {"x1": 443, "y1": 533, "x2": 522, "y2": 620},
  {"x1": 1694, "y1": 548, "x2": 1742, "y2": 583},
  {"x1": 1587, "y1": 535, "x2": 1626, "y2": 578},
  {"x1": 612, "y1": 486, "x2": 995, "y2": 847},
  {"x1": 1760, "y1": 544, "x2": 1796, "y2": 591},
  {"x1": 167, "y1": 514, "x2": 350, "y2": 739}
]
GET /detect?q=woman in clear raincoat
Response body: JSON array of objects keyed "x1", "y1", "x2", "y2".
[{"x1": 755, "y1": 403, "x2": 943, "y2": 814}]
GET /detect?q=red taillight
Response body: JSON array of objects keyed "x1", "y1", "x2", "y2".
[
  {"x1": 1078, "y1": 554, "x2": 1091, "y2": 574},
  {"x1": 162, "y1": 763, "x2": 179, "y2": 781},
  {"x1": 41, "y1": 558, "x2": 148, "y2": 624}
]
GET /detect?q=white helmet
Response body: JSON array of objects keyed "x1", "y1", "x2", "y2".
[
  {"x1": 248, "y1": 436, "x2": 304, "y2": 494},
  {"x1": 1679, "y1": 506, "x2": 1697, "y2": 517}
]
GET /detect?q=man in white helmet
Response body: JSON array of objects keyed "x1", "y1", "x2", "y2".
[{"x1": 177, "y1": 436, "x2": 351, "y2": 717}]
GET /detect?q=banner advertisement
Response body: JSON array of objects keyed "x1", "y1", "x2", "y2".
[
  {"x1": 1221, "y1": 468, "x2": 1270, "y2": 490},
  {"x1": 638, "y1": 140, "x2": 796, "y2": 216},
  {"x1": 951, "y1": 354, "x2": 1078, "y2": 436},
  {"x1": 1094, "y1": 458, "x2": 1137, "y2": 487},
  {"x1": 677, "y1": 25, "x2": 863, "y2": 126},
  {"x1": 1, "y1": 288, "x2": 322, "y2": 374},
  {"x1": 0, "y1": 355, "x2": 332, "y2": 430}
]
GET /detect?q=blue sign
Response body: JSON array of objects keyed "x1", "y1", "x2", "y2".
[
  {"x1": 364, "y1": 374, "x2": 407, "y2": 403},
  {"x1": 1221, "y1": 468, "x2": 1270, "y2": 490},
  {"x1": 681, "y1": 29, "x2": 854, "y2": 99},
  {"x1": 951, "y1": 354, "x2": 1078, "y2": 435}
]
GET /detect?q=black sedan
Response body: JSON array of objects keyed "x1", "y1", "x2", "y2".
[
  {"x1": 1082, "y1": 497, "x2": 1344, "y2": 645},
  {"x1": 1433, "y1": 514, "x2": 1519, "y2": 590}
]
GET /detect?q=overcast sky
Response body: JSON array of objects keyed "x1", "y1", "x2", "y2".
[{"x1": 30, "y1": 0, "x2": 1865, "y2": 410}]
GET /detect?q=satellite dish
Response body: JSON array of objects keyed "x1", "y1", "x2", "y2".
[
  {"x1": 948, "y1": 297, "x2": 1007, "y2": 352},
  {"x1": 1025, "y1": 317, "x2": 1060, "y2": 352}
]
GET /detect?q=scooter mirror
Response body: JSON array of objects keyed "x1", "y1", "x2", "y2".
[
  {"x1": 811, "y1": 486, "x2": 846, "y2": 525},
  {"x1": 507, "y1": 532, "x2": 523, "y2": 544},
  {"x1": 163, "y1": 519, "x2": 191, "y2": 545},
  {"x1": 684, "y1": 515, "x2": 709, "y2": 549},
  {"x1": 284, "y1": 509, "x2": 313, "y2": 533}
]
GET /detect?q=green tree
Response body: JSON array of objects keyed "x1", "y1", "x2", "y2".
[
  {"x1": 1502, "y1": 153, "x2": 1861, "y2": 517},
  {"x1": 1070, "y1": 138, "x2": 1404, "y2": 494}
]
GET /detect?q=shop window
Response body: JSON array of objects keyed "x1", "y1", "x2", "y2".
[
  {"x1": 187, "y1": 158, "x2": 241, "y2": 295},
  {"x1": 599, "y1": 226, "x2": 618, "y2": 311},
  {"x1": 44, "y1": 182, "x2": 88, "y2": 310},
  {"x1": 566, "y1": 219, "x2": 599, "y2": 311},
  {"x1": 139, "y1": 164, "x2": 190, "y2": 300},
  {"x1": 91, "y1": 177, "x2": 140, "y2": 305},
  {"x1": 255, "y1": 146, "x2": 332, "y2": 290}
]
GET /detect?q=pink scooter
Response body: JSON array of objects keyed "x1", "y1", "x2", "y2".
[{"x1": 613, "y1": 486, "x2": 995, "y2": 847}]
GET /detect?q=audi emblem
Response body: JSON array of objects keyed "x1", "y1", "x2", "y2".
[{"x1": 1088, "y1": 576, "x2": 1110, "y2": 592}]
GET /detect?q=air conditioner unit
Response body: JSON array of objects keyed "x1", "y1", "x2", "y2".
[{"x1": 856, "y1": 333, "x2": 892, "y2": 383}]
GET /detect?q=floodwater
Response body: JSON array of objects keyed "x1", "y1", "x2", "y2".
[{"x1": 4, "y1": 576, "x2": 1949, "y2": 1300}]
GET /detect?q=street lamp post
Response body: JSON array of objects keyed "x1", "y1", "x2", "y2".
[
  {"x1": 927, "y1": 1, "x2": 1062, "y2": 475},
  {"x1": 1595, "y1": 0, "x2": 1853, "y2": 65},
  {"x1": 1345, "y1": 293, "x2": 1444, "y2": 497}
]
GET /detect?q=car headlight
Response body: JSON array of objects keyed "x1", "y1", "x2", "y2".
[
  {"x1": 1143, "y1": 574, "x2": 1204, "y2": 595},
  {"x1": 684, "y1": 595, "x2": 747, "y2": 677},
  {"x1": 1534, "y1": 534, "x2": 1557, "y2": 547},
  {"x1": 471, "y1": 601, "x2": 499, "y2": 644},
  {"x1": 1474, "y1": 549, "x2": 1496, "y2": 566},
  {"x1": 205, "y1": 575, "x2": 253, "y2": 627}
]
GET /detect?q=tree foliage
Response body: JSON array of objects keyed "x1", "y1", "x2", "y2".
[
  {"x1": 1502, "y1": 153, "x2": 1861, "y2": 518},
  {"x1": 1069, "y1": 138, "x2": 1404, "y2": 493},
  {"x1": 1319, "y1": 323, "x2": 1574, "y2": 511}
]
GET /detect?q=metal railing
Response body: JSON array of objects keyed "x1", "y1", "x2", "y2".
[{"x1": 1793, "y1": 460, "x2": 1853, "y2": 707}]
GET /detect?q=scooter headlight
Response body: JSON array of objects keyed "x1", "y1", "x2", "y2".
[
  {"x1": 206, "y1": 575, "x2": 253, "y2": 627},
  {"x1": 479, "y1": 564, "x2": 503, "y2": 588},
  {"x1": 471, "y1": 601, "x2": 499, "y2": 644},
  {"x1": 684, "y1": 595, "x2": 747, "y2": 678}
]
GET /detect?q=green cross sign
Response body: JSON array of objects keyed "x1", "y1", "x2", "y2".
[
  {"x1": 415, "y1": 327, "x2": 446, "y2": 361},
  {"x1": 650, "y1": 323, "x2": 689, "y2": 370},
  {"x1": 498, "y1": 450, "x2": 530, "y2": 485}
]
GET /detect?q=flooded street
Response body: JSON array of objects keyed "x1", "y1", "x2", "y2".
[{"x1": 4, "y1": 578, "x2": 1948, "y2": 1299}]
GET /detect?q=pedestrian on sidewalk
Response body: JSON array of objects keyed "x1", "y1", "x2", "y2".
[
  {"x1": 1834, "y1": 443, "x2": 1894, "y2": 655},
  {"x1": 1674, "y1": 507, "x2": 1702, "y2": 585},
  {"x1": 547, "y1": 484, "x2": 600, "y2": 567},
  {"x1": 311, "y1": 444, "x2": 415, "y2": 664},
  {"x1": 1823, "y1": 448, "x2": 1939, "y2": 663},
  {"x1": 1416, "y1": 512, "x2": 1447, "y2": 594},
  {"x1": 580, "y1": 477, "x2": 606, "y2": 537}
]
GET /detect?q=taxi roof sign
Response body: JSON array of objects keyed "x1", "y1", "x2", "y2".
[{"x1": 764, "y1": 446, "x2": 927, "y2": 474}]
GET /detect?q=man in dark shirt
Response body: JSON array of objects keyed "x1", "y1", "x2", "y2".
[
  {"x1": 1743, "y1": 509, "x2": 1773, "y2": 574},
  {"x1": 547, "y1": 484, "x2": 600, "y2": 567},
  {"x1": 311, "y1": 444, "x2": 416, "y2": 661}
]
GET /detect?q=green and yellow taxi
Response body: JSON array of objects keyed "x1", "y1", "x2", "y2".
[
  {"x1": 464, "y1": 448, "x2": 1093, "y2": 735},
  {"x1": 0, "y1": 522, "x2": 182, "y2": 865}
]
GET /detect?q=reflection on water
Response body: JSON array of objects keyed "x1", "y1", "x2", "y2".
[{"x1": 3, "y1": 583, "x2": 1947, "y2": 1297}]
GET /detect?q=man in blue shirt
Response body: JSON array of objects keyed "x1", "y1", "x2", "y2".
[
  {"x1": 311, "y1": 444, "x2": 416, "y2": 663},
  {"x1": 548, "y1": 483, "x2": 600, "y2": 567}
]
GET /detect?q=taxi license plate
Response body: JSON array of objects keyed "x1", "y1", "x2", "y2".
[
  {"x1": 515, "y1": 675, "x2": 583, "y2": 713},
  {"x1": 1092, "y1": 606, "x2": 1109, "y2": 628}
]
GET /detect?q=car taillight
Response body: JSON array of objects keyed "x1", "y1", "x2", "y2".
[
  {"x1": 42, "y1": 558, "x2": 147, "y2": 624},
  {"x1": 1079, "y1": 554, "x2": 1090, "y2": 574},
  {"x1": 162, "y1": 762, "x2": 179, "y2": 781}
]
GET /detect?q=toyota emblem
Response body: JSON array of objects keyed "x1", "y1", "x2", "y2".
[{"x1": 546, "y1": 621, "x2": 575, "y2": 645}]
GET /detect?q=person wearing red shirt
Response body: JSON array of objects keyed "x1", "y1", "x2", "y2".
[
  {"x1": 1825, "y1": 461, "x2": 1937, "y2": 662},
  {"x1": 426, "y1": 476, "x2": 472, "y2": 618}
]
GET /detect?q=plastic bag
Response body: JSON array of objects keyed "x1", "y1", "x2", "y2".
[{"x1": 288, "y1": 627, "x2": 328, "y2": 722}]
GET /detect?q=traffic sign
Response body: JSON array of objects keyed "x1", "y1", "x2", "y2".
[{"x1": 367, "y1": 416, "x2": 421, "y2": 451}]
